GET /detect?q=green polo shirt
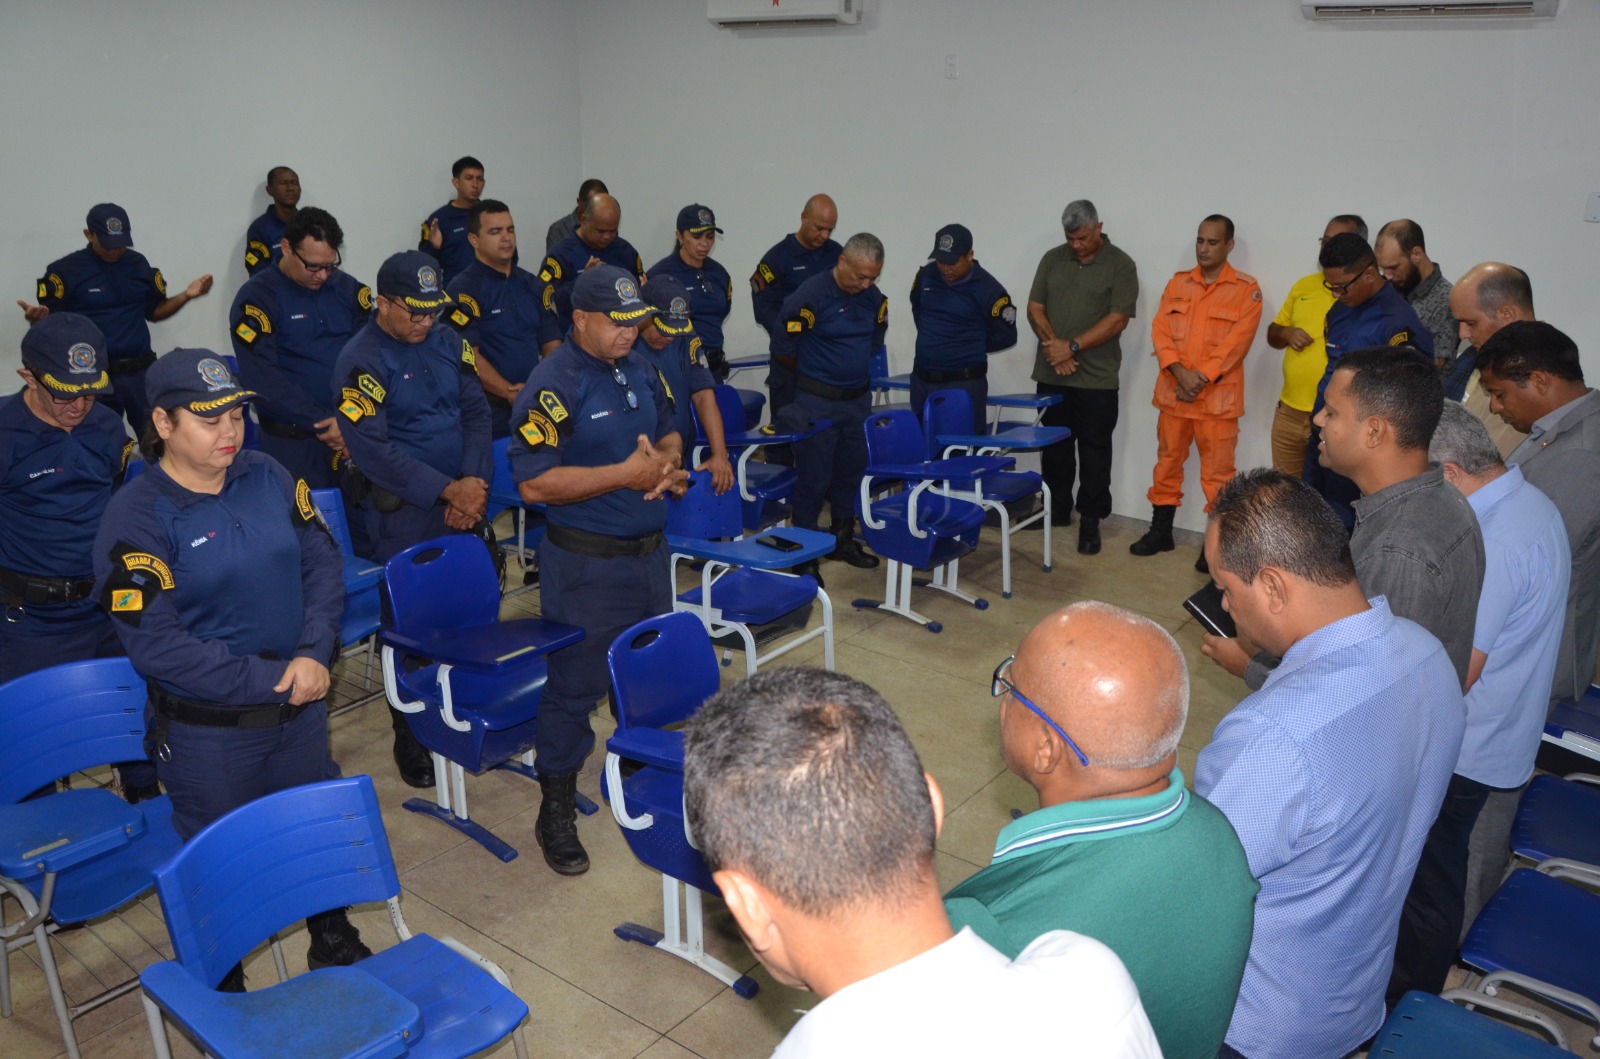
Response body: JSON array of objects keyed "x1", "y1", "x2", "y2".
[
  {"x1": 1027, "y1": 236, "x2": 1139, "y2": 390},
  {"x1": 945, "y1": 770, "x2": 1257, "y2": 1059}
]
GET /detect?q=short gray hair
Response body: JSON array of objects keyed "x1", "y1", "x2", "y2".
[
  {"x1": 1061, "y1": 199, "x2": 1099, "y2": 232},
  {"x1": 841, "y1": 232, "x2": 884, "y2": 264},
  {"x1": 1429, "y1": 399, "x2": 1504, "y2": 477}
]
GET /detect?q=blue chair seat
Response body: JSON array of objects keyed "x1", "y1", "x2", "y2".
[
  {"x1": 871, "y1": 490, "x2": 986, "y2": 540},
  {"x1": 1460, "y1": 868, "x2": 1600, "y2": 1018},
  {"x1": 396, "y1": 662, "x2": 548, "y2": 734},
  {"x1": 679, "y1": 568, "x2": 817, "y2": 627},
  {"x1": 735, "y1": 388, "x2": 766, "y2": 427},
  {"x1": 1373, "y1": 991, "x2": 1567, "y2": 1057},
  {"x1": 1512, "y1": 774, "x2": 1600, "y2": 866},
  {"x1": 358, "y1": 934, "x2": 530, "y2": 1059},
  {"x1": 1544, "y1": 688, "x2": 1600, "y2": 763},
  {"x1": 46, "y1": 795, "x2": 180, "y2": 924},
  {"x1": 610, "y1": 764, "x2": 718, "y2": 894}
]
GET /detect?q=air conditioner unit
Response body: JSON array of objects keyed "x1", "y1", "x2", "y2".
[
  {"x1": 708, "y1": 0, "x2": 863, "y2": 28},
  {"x1": 1302, "y1": 0, "x2": 1556, "y2": 19}
]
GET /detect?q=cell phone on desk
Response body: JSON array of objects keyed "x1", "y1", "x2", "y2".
[
  {"x1": 757, "y1": 535, "x2": 804, "y2": 553},
  {"x1": 1183, "y1": 581, "x2": 1236, "y2": 638}
]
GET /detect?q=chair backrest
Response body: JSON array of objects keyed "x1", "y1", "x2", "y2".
[
  {"x1": 487, "y1": 435, "x2": 518, "y2": 510},
  {"x1": 607, "y1": 612, "x2": 722, "y2": 733},
  {"x1": 124, "y1": 456, "x2": 145, "y2": 482},
  {"x1": 868, "y1": 344, "x2": 890, "y2": 386},
  {"x1": 696, "y1": 384, "x2": 747, "y2": 441},
  {"x1": 922, "y1": 388, "x2": 976, "y2": 458},
  {"x1": 665, "y1": 470, "x2": 743, "y2": 540},
  {"x1": 382, "y1": 534, "x2": 502, "y2": 634},
  {"x1": 863, "y1": 409, "x2": 929, "y2": 467},
  {"x1": 150, "y1": 775, "x2": 400, "y2": 989},
  {"x1": 0, "y1": 658, "x2": 148, "y2": 805},
  {"x1": 310, "y1": 487, "x2": 357, "y2": 558}
]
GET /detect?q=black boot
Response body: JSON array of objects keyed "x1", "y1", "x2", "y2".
[
  {"x1": 536, "y1": 772, "x2": 590, "y2": 875},
  {"x1": 829, "y1": 519, "x2": 880, "y2": 569},
  {"x1": 1129, "y1": 505, "x2": 1176, "y2": 556},
  {"x1": 390, "y1": 707, "x2": 435, "y2": 789},
  {"x1": 1077, "y1": 516, "x2": 1102, "y2": 555},
  {"x1": 305, "y1": 908, "x2": 372, "y2": 970},
  {"x1": 795, "y1": 559, "x2": 824, "y2": 588},
  {"x1": 216, "y1": 961, "x2": 247, "y2": 993},
  {"x1": 1194, "y1": 549, "x2": 1210, "y2": 574}
]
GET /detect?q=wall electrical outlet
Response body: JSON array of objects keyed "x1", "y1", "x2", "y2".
[{"x1": 1586, "y1": 193, "x2": 1600, "y2": 223}]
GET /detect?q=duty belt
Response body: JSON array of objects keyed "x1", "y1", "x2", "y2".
[
  {"x1": 913, "y1": 363, "x2": 987, "y2": 384},
  {"x1": 796, "y1": 376, "x2": 869, "y2": 402},
  {"x1": 546, "y1": 523, "x2": 663, "y2": 558},
  {"x1": 0, "y1": 567, "x2": 98, "y2": 605},
  {"x1": 258, "y1": 418, "x2": 315, "y2": 440},
  {"x1": 106, "y1": 353, "x2": 157, "y2": 376},
  {"x1": 149, "y1": 684, "x2": 299, "y2": 728}
]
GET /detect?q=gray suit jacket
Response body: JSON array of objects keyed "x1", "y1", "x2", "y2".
[{"x1": 1512, "y1": 389, "x2": 1600, "y2": 703}]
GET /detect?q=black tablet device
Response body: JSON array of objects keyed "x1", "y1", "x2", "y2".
[{"x1": 1183, "y1": 581, "x2": 1237, "y2": 638}]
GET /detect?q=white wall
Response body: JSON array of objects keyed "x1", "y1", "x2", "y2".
[
  {"x1": 576, "y1": 0, "x2": 1600, "y2": 529},
  {"x1": 0, "y1": 0, "x2": 581, "y2": 373}
]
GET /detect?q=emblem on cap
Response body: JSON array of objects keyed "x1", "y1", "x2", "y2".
[
  {"x1": 197, "y1": 358, "x2": 232, "y2": 392},
  {"x1": 938, "y1": 234, "x2": 954, "y2": 252},
  {"x1": 106, "y1": 217, "x2": 125, "y2": 234},
  {"x1": 616, "y1": 277, "x2": 639, "y2": 303},
  {"x1": 417, "y1": 265, "x2": 439, "y2": 292},
  {"x1": 67, "y1": 343, "x2": 97, "y2": 375},
  {"x1": 698, "y1": 208, "x2": 712, "y2": 225},
  {"x1": 670, "y1": 296, "x2": 688, "y2": 315}
]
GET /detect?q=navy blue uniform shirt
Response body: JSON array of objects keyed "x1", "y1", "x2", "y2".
[
  {"x1": 647, "y1": 253, "x2": 734, "y2": 350},
  {"x1": 540, "y1": 233, "x2": 646, "y2": 327},
  {"x1": 632, "y1": 332, "x2": 716, "y2": 448},
  {"x1": 244, "y1": 207, "x2": 288, "y2": 275},
  {"x1": 230, "y1": 265, "x2": 374, "y2": 430},
  {"x1": 909, "y1": 261, "x2": 1018, "y2": 370},
  {"x1": 445, "y1": 258, "x2": 560, "y2": 385},
  {"x1": 772, "y1": 272, "x2": 888, "y2": 388},
  {"x1": 92, "y1": 450, "x2": 342, "y2": 704},
  {"x1": 509, "y1": 339, "x2": 676, "y2": 538},
  {"x1": 37, "y1": 246, "x2": 167, "y2": 362},
  {"x1": 418, "y1": 202, "x2": 474, "y2": 286},
  {"x1": 0, "y1": 395, "x2": 131, "y2": 578},
  {"x1": 750, "y1": 234, "x2": 842, "y2": 346},
  {"x1": 333, "y1": 321, "x2": 492, "y2": 510},
  {"x1": 1317, "y1": 282, "x2": 1434, "y2": 410}
]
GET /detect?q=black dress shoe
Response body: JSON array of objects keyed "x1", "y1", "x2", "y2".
[
  {"x1": 794, "y1": 559, "x2": 824, "y2": 588},
  {"x1": 392, "y1": 725, "x2": 436, "y2": 789},
  {"x1": 1077, "y1": 517, "x2": 1102, "y2": 555}
]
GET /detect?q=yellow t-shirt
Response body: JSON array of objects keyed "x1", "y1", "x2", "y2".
[{"x1": 1274, "y1": 272, "x2": 1335, "y2": 411}]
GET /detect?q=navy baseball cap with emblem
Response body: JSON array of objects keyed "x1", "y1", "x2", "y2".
[
  {"x1": 572, "y1": 265, "x2": 654, "y2": 325},
  {"x1": 930, "y1": 223, "x2": 973, "y2": 265},
  {"x1": 21, "y1": 313, "x2": 113, "y2": 397},
  {"x1": 676, "y1": 204, "x2": 724, "y2": 235},
  {"x1": 377, "y1": 250, "x2": 454, "y2": 313},
  {"x1": 146, "y1": 349, "x2": 258, "y2": 416},
  {"x1": 87, "y1": 203, "x2": 134, "y2": 249},
  {"x1": 640, "y1": 275, "x2": 695, "y2": 337}
]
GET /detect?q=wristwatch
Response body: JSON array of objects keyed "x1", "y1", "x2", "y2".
[{"x1": 1068, "y1": 340, "x2": 1081, "y2": 355}]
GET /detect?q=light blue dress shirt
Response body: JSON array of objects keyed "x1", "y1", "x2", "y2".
[
  {"x1": 1459, "y1": 465, "x2": 1570, "y2": 787},
  {"x1": 1195, "y1": 598, "x2": 1464, "y2": 1059}
]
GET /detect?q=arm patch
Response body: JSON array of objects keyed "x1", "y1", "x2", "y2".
[
  {"x1": 517, "y1": 408, "x2": 560, "y2": 450},
  {"x1": 153, "y1": 270, "x2": 168, "y2": 296},
  {"x1": 243, "y1": 303, "x2": 272, "y2": 333},
  {"x1": 540, "y1": 257, "x2": 563, "y2": 283},
  {"x1": 1388, "y1": 330, "x2": 1413, "y2": 347},
  {"x1": 353, "y1": 371, "x2": 386, "y2": 404},
  {"x1": 293, "y1": 478, "x2": 334, "y2": 537},
  {"x1": 447, "y1": 307, "x2": 472, "y2": 330},
  {"x1": 990, "y1": 295, "x2": 1012, "y2": 318},
  {"x1": 460, "y1": 340, "x2": 478, "y2": 374},
  {"x1": 100, "y1": 540, "x2": 174, "y2": 626},
  {"x1": 245, "y1": 240, "x2": 270, "y2": 268},
  {"x1": 877, "y1": 300, "x2": 888, "y2": 325},
  {"x1": 357, "y1": 285, "x2": 374, "y2": 311},
  {"x1": 536, "y1": 389, "x2": 573, "y2": 436},
  {"x1": 456, "y1": 292, "x2": 480, "y2": 317},
  {"x1": 339, "y1": 387, "x2": 375, "y2": 423}
]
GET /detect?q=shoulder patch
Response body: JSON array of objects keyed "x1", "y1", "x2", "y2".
[
  {"x1": 245, "y1": 240, "x2": 269, "y2": 267},
  {"x1": 758, "y1": 262, "x2": 776, "y2": 284},
  {"x1": 1389, "y1": 330, "x2": 1413, "y2": 347},
  {"x1": 689, "y1": 336, "x2": 704, "y2": 367},
  {"x1": 540, "y1": 257, "x2": 563, "y2": 284},
  {"x1": 235, "y1": 322, "x2": 258, "y2": 345},
  {"x1": 357, "y1": 285, "x2": 374, "y2": 311},
  {"x1": 243, "y1": 303, "x2": 272, "y2": 333},
  {"x1": 538, "y1": 389, "x2": 569, "y2": 424},
  {"x1": 357, "y1": 373, "x2": 386, "y2": 404},
  {"x1": 518, "y1": 407, "x2": 560, "y2": 450},
  {"x1": 460, "y1": 340, "x2": 477, "y2": 372},
  {"x1": 45, "y1": 273, "x2": 65, "y2": 299},
  {"x1": 153, "y1": 270, "x2": 167, "y2": 296},
  {"x1": 120, "y1": 439, "x2": 135, "y2": 474},
  {"x1": 110, "y1": 589, "x2": 143, "y2": 613},
  {"x1": 338, "y1": 387, "x2": 374, "y2": 423},
  {"x1": 877, "y1": 300, "x2": 888, "y2": 325},
  {"x1": 457, "y1": 292, "x2": 480, "y2": 317},
  {"x1": 656, "y1": 369, "x2": 675, "y2": 405},
  {"x1": 1252, "y1": 288, "x2": 1262, "y2": 302},
  {"x1": 121, "y1": 551, "x2": 174, "y2": 590},
  {"x1": 785, "y1": 319, "x2": 804, "y2": 334},
  {"x1": 542, "y1": 284, "x2": 556, "y2": 312},
  {"x1": 1001, "y1": 305, "x2": 1018, "y2": 325},
  {"x1": 448, "y1": 307, "x2": 472, "y2": 329},
  {"x1": 799, "y1": 307, "x2": 816, "y2": 328},
  {"x1": 420, "y1": 220, "x2": 432, "y2": 243},
  {"x1": 294, "y1": 478, "x2": 316, "y2": 523},
  {"x1": 990, "y1": 295, "x2": 1012, "y2": 319}
]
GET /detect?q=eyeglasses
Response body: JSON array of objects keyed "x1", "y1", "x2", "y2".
[
  {"x1": 611, "y1": 365, "x2": 639, "y2": 411},
  {"x1": 381, "y1": 296, "x2": 438, "y2": 324},
  {"x1": 1323, "y1": 259, "x2": 1374, "y2": 297},
  {"x1": 991, "y1": 656, "x2": 1090, "y2": 767},
  {"x1": 22, "y1": 371, "x2": 93, "y2": 405},
  {"x1": 291, "y1": 245, "x2": 341, "y2": 275}
]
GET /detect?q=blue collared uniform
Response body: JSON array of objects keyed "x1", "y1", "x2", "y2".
[
  {"x1": 631, "y1": 332, "x2": 716, "y2": 452},
  {"x1": 751, "y1": 234, "x2": 843, "y2": 421},
  {"x1": 92, "y1": 450, "x2": 344, "y2": 838},
  {"x1": 0, "y1": 394, "x2": 132, "y2": 682},
  {"x1": 1304, "y1": 281, "x2": 1433, "y2": 527},
  {"x1": 229, "y1": 266, "x2": 374, "y2": 488},
  {"x1": 243, "y1": 207, "x2": 288, "y2": 275},
  {"x1": 647, "y1": 253, "x2": 733, "y2": 352},
  {"x1": 509, "y1": 340, "x2": 676, "y2": 776},
  {"x1": 908, "y1": 260, "x2": 1017, "y2": 430},
  {"x1": 333, "y1": 321, "x2": 492, "y2": 561},
  {"x1": 540, "y1": 234, "x2": 645, "y2": 329},
  {"x1": 418, "y1": 203, "x2": 474, "y2": 287},
  {"x1": 772, "y1": 271, "x2": 887, "y2": 530},
  {"x1": 36, "y1": 245, "x2": 169, "y2": 435},
  {"x1": 445, "y1": 258, "x2": 560, "y2": 437}
]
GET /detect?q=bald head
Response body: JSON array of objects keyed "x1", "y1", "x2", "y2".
[
  {"x1": 1005, "y1": 602, "x2": 1188, "y2": 804},
  {"x1": 578, "y1": 193, "x2": 621, "y2": 250},
  {"x1": 1451, "y1": 261, "x2": 1534, "y2": 350},
  {"x1": 797, "y1": 194, "x2": 838, "y2": 251}
]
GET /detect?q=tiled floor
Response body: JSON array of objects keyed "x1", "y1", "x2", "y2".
[{"x1": 3, "y1": 515, "x2": 1586, "y2": 1056}]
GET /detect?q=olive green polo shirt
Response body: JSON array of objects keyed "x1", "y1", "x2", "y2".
[{"x1": 1027, "y1": 236, "x2": 1139, "y2": 390}]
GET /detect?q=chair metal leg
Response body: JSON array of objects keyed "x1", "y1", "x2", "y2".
[
  {"x1": 34, "y1": 921, "x2": 80, "y2": 1059},
  {"x1": 141, "y1": 990, "x2": 175, "y2": 1059},
  {"x1": 991, "y1": 503, "x2": 1013, "y2": 599},
  {"x1": 929, "y1": 558, "x2": 988, "y2": 610},
  {"x1": 854, "y1": 561, "x2": 941, "y2": 631},
  {"x1": 614, "y1": 876, "x2": 759, "y2": 998}
]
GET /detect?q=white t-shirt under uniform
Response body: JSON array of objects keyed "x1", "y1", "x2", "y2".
[{"x1": 771, "y1": 927, "x2": 1161, "y2": 1057}]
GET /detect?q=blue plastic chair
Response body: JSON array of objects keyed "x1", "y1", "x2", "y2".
[
  {"x1": 665, "y1": 470, "x2": 836, "y2": 675},
  {"x1": 923, "y1": 388, "x2": 1056, "y2": 599},
  {"x1": 603, "y1": 613, "x2": 758, "y2": 999},
  {"x1": 1544, "y1": 684, "x2": 1600, "y2": 765},
  {"x1": 0, "y1": 658, "x2": 182, "y2": 1059},
  {"x1": 311, "y1": 488, "x2": 382, "y2": 682},
  {"x1": 1372, "y1": 991, "x2": 1570, "y2": 1056},
  {"x1": 140, "y1": 775, "x2": 531, "y2": 1059},
  {"x1": 691, "y1": 384, "x2": 830, "y2": 534},
  {"x1": 380, "y1": 535, "x2": 589, "y2": 862},
  {"x1": 485, "y1": 436, "x2": 547, "y2": 581},
  {"x1": 123, "y1": 456, "x2": 146, "y2": 482},
  {"x1": 868, "y1": 344, "x2": 910, "y2": 405},
  {"x1": 722, "y1": 353, "x2": 769, "y2": 387},
  {"x1": 853, "y1": 409, "x2": 1002, "y2": 631},
  {"x1": 1511, "y1": 772, "x2": 1600, "y2": 872},
  {"x1": 1457, "y1": 866, "x2": 1600, "y2": 1049}
]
